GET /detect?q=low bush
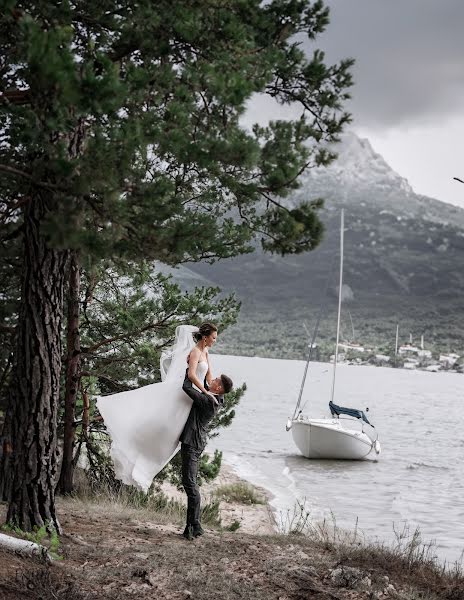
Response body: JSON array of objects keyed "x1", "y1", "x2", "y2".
[{"x1": 213, "y1": 482, "x2": 265, "y2": 505}]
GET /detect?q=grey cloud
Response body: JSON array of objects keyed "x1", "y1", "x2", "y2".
[{"x1": 309, "y1": 0, "x2": 464, "y2": 129}]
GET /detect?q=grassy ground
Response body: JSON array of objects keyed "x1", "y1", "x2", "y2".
[{"x1": 0, "y1": 492, "x2": 463, "y2": 600}]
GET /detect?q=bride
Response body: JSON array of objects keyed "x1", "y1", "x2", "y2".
[{"x1": 97, "y1": 323, "x2": 219, "y2": 492}]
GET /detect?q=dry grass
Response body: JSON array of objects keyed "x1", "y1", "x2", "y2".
[
  {"x1": 329, "y1": 523, "x2": 464, "y2": 600},
  {"x1": 1, "y1": 483, "x2": 464, "y2": 600},
  {"x1": 213, "y1": 482, "x2": 266, "y2": 505},
  {"x1": 272, "y1": 499, "x2": 464, "y2": 600},
  {"x1": 0, "y1": 555, "x2": 85, "y2": 600},
  {"x1": 72, "y1": 467, "x2": 221, "y2": 528},
  {"x1": 1, "y1": 496, "x2": 463, "y2": 600}
]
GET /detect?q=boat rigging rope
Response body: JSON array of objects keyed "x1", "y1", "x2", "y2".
[
  {"x1": 330, "y1": 209, "x2": 344, "y2": 406},
  {"x1": 291, "y1": 246, "x2": 338, "y2": 421}
]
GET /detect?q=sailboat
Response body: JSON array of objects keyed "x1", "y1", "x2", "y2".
[{"x1": 286, "y1": 210, "x2": 381, "y2": 460}]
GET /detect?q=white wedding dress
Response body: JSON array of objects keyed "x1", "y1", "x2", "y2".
[{"x1": 96, "y1": 325, "x2": 206, "y2": 492}]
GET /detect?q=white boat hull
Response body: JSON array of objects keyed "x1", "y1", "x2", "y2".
[{"x1": 291, "y1": 418, "x2": 379, "y2": 460}]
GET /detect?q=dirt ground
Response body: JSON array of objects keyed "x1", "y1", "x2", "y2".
[
  {"x1": 1, "y1": 496, "x2": 462, "y2": 600},
  {"x1": 161, "y1": 462, "x2": 276, "y2": 536}
]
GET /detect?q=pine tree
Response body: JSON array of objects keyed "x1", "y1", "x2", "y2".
[
  {"x1": 63, "y1": 259, "x2": 242, "y2": 493},
  {"x1": 0, "y1": 0, "x2": 353, "y2": 531},
  {"x1": 0, "y1": 220, "x2": 20, "y2": 503}
]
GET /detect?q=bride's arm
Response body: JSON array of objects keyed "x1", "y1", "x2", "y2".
[
  {"x1": 205, "y1": 350, "x2": 213, "y2": 387},
  {"x1": 187, "y1": 348, "x2": 211, "y2": 395}
]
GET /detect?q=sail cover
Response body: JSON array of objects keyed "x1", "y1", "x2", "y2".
[{"x1": 329, "y1": 400, "x2": 373, "y2": 426}]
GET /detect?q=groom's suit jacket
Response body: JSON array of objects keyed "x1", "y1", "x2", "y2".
[{"x1": 180, "y1": 371, "x2": 224, "y2": 452}]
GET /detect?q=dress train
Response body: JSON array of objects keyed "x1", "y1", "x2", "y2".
[{"x1": 96, "y1": 325, "x2": 203, "y2": 492}]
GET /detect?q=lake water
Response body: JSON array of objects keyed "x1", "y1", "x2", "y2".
[{"x1": 210, "y1": 355, "x2": 464, "y2": 565}]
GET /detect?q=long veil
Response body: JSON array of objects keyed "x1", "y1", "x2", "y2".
[
  {"x1": 97, "y1": 325, "x2": 198, "y2": 492},
  {"x1": 160, "y1": 325, "x2": 199, "y2": 383}
]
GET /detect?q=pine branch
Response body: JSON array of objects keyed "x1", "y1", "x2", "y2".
[
  {"x1": 257, "y1": 159, "x2": 313, "y2": 195},
  {"x1": 0, "y1": 164, "x2": 63, "y2": 191},
  {"x1": 82, "y1": 311, "x2": 178, "y2": 354},
  {"x1": 0, "y1": 89, "x2": 31, "y2": 106},
  {"x1": 80, "y1": 372, "x2": 132, "y2": 392}
]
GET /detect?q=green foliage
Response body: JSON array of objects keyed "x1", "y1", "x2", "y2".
[
  {"x1": 208, "y1": 383, "x2": 247, "y2": 438},
  {"x1": 0, "y1": 0, "x2": 353, "y2": 522},
  {"x1": 157, "y1": 448, "x2": 223, "y2": 490},
  {"x1": 200, "y1": 498, "x2": 221, "y2": 528},
  {"x1": 79, "y1": 259, "x2": 240, "y2": 393},
  {"x1": 75, "y1": 259, "x2": 245, "y2": 490},
  {"x1": 83, "y1": 438, "x2": 125, "y2": 494},
  {"x1": 216, "y1": 300, "x2": 464, "y2": 365},
  {"x1": 199, "y1": 450, "x2": 222, "y2": 482},
  {"x1": 224, "y1": 520, "x2": 241, "y2": 532},
  {"x1": 0, "y1": 0, "x2": 353, "y2": 264}
]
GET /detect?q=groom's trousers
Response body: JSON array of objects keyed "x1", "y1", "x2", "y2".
[{"x1": 181, "y1": 443, "x2": 202, "y2": 528}]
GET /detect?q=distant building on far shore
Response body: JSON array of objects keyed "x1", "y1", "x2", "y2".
[
  {"x1": 439, "y1": 353, "x2": 460, "y2": 367},
  {"x1": 398, "y1": 344, "x2": 420, "y2": 355},
  {"x1": 338, "y1": 342, "x2": 365, "y2": 353},
  {"x1": 375, "y1": 354, "x2": 390, "y2": 364}
]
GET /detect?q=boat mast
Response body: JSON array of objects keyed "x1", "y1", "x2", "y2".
[
  {"x1": 330, "y1": 209, "x2": 344, "y2": 404},
  {"x1": 289, "y1": 251, "x2": 338, "y2": 425}
]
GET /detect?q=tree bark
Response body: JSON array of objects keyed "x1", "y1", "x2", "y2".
[
  {"x1": 0, "y1": 404, "x2": 13, "y2": 501},
  {"x1": 6, "y1": 191, "x2": 69, "y2": 532},
  {"x1": 58, "y1": 251, "x2": 81, "y2": 495}
]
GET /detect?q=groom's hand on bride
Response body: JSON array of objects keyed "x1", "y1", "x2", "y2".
[{"x1": 206, "y1": 391, "x2": 219, "y2": 405}]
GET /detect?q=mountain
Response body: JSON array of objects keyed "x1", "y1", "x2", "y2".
[{"x1": 179, "y1": 133, "x2": 464, "y2": 358}]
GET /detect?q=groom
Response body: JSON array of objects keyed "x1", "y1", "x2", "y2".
[{"x1": 180, "y1": 371, "x2": 233, "y2": 540}]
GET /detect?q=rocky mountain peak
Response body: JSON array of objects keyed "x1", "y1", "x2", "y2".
[
  {"x1": 182, "y1": 130, "x2": 464, "y2": 358},
  {"x1": 305, "y1": 131, "x2": 414, "y2": 197}
]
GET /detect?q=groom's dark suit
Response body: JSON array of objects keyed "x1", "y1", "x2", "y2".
[{"x1": 180, "y1": 371, "x2": 223, "y2": 539}]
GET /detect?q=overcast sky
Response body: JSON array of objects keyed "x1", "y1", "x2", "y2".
[
  {"x1": 318, "y1": 0, "x2": 464, "y2": 208},
  {"x1": 248, "y1": 1, "x2": 464, "y2": 208}
]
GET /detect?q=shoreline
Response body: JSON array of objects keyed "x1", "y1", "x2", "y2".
[
  {"x1": 1, "y1": 462, "x2": 463, "y2": 599},
  {"x1": 213, "y1": 350, "x2": 464, "y2": 375},
  {"x1": 2, "y1": 487, "x2": 462, "y2": 600}
]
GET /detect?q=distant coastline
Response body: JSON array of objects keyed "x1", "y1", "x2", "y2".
[{"x1": 214, "y1": 346, "x2": 464, "y2": 375}]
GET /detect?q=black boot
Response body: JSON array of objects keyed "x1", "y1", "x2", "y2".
[
  {"x1": 182, "y1": 525, "x2": 194, "y2": 541},
  {"x1": 192, "y1": 524, "x2": 204, "y2": 538}
]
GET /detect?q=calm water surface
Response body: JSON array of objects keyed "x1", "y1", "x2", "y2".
[{"x1": 211, "y1": 355, "x2": 464, "y2": 564}]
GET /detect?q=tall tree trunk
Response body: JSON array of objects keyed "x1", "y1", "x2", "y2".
[
  {"x1": 58, "y1": 251, "x2": 81, "y2": 495},
  {"x1": 0, "y1": 353, "x2": 15, "y2": 502},
  {"x1": 0, "y1": 404, "x2": 13, "y2": 501},
  {"x1": 6, "y1": 191, "x2": 69, "y2": 532}
]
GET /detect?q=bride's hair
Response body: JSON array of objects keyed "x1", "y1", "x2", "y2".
[{"x1": 193, "y1": 322, "x2": 218, "y2": 343}]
